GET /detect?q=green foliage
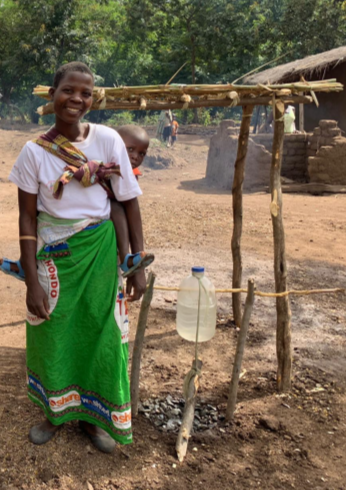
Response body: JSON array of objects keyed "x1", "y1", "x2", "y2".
[
  {"x1": 107, "y1": 111, "x2": 135, "y2": 127},
  {"x1": 198, "y1": 109, "x2": 211, "y2": 127},
  {"x1": 1, "y1": 0, "x2": 346, "y2": 124},
  {"x1": 141, "y1": 113, "x2": 160, "y2": 126}
]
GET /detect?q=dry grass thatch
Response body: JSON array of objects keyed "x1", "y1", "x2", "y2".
[{"x1": 245, "y1": 46, "x2": 346, "y2": 85}]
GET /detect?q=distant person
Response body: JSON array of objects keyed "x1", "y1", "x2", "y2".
[
  {"x1": 163, "y1": 110, "x2": 172, "y2": 145},
  {"x1": 170, "y1": 115, "x2": 179, "y2": 147},
  {"x1": 284, "y1": 105, "x2": 296, "y2": 134}
]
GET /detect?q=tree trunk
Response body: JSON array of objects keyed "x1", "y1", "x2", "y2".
[
  {"x1": 190, "y1": 33, "x2": 198, "y2": 124},
  {"x1": 270, "y1": 100, "x2": 292, "y2": 392},
  {"x1": 231, "y1": 105, "x2": 254, "y2": 327}
]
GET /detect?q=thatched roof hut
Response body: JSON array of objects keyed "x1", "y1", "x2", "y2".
[
  {"x1": 245, "y1": 47, "x2": 346, "y2": 132},
  {"x1": 245, "y1": 46, "x2": 346, "y2": 84},
  {"x1": 245, "y1": 46, "x2": 346, "y2": 132}
]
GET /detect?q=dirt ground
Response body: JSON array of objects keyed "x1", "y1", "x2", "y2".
[{"x1": 0, "y1": 125, "x2": 346, "y2": 490}]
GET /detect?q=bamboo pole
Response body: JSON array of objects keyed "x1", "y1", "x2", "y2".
[
  {"x1": 231, "y1": 105, "x2": 254, "y2": 327},
  {"x1": 37, "y1": 95, "x2": 315, "y2": 116},
  {"x1": 130, "y1": 272, "x2": 156, "y2": 416},
  {"x1": 226, "y1": 279, "x2": 255, "y2": 420},
  {"x1": 33, "y1": 79, "x2": 342, "y2": 100},
  {"x1": 270, "y1": 100, "x2": 292, "y2": 393},
  {"x1": 176, "y1": 358, "x2": 203, "y2": 463}
]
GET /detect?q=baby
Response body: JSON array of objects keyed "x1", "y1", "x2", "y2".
[{"x1": 0, "y1": 124, "x2": 152, "y2": 281}]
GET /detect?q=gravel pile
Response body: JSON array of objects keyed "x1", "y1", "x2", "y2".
[{"x1": 138, "y1": 394, "x2": 226, "y2": 433}]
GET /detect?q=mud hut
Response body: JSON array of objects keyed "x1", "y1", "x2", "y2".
[{"x1": 245, "y1": 46, "x2": 346, "y2": 132}]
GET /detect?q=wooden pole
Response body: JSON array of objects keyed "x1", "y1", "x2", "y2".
[
  {"x1": 270, "y1": 100, "x2": 292, "y2": 392},
  {"x1": 299, "y1": 103, "x2": 304, "y2": 131},
  {"x1": 176, "y1": 358, "x2": 203, "y2": 463},
  {"x1": 253, "y1": 106, "x2": 261, "y2": 134},
  {"x1": 130, "y1": 272, "x2": 156, "y2": 416},
  {"x1": 226, "y1": 279, "x2": 255, "y2": 420},
  {"x1": 231, "y1": 105, "x2": 254, "y2": 327}
]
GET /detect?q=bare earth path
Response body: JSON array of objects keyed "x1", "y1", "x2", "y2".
[{"x1": 0, "y1": 126, "x2": 345, "y2": 490}]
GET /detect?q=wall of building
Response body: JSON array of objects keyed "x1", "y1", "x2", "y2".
[
  {"x1": 252, "y1": 134, "x2": 308, "y2": 182},
  {"x1": 301, "y1": 64, "x2": 346, "y2": 133},
  {"x1": 206, "y1": 119, "x2": 346, "y2": 191},
  {"x1": 206, "y1": 120, "x2": 272, "y2": 191}
]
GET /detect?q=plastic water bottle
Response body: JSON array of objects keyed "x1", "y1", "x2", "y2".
[{"x1": 176, "y1": 267, "x2": 217, "y2": 342}]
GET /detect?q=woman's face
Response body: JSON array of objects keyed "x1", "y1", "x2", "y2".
[{"x1": 49, "y1": 71, "x2": 94, "y2": 125}]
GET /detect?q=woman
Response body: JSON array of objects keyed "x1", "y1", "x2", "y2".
[{"x1": 9, "y1": 62, "x2": 146, "y2": 453}]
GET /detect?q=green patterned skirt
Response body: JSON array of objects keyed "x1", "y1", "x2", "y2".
[{"x1": 26, "y1": 220, "x2": 132, "y2": 445}]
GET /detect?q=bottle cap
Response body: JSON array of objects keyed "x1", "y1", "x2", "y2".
[{"x1": 192, "y1": 266, "x2": 204, "y2": 273}]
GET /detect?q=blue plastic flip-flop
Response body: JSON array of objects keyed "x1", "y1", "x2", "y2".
[
  {"x1": 0, "y1": 258, "x2": 25, "y2": 282},
  {"x1": 120, "y1": 252, "x2": 155, "y2": 278}
]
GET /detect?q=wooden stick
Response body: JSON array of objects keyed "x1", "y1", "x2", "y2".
[
  {"x1": 165, "y1": 61, "x2": 188, "y2": 85},
  {"x1": 226, "y1": 279, "x2": 255, "y2": 420},
  {"x1": 37, "y1": 95, "x2": 315, "y2": 116},
  {"x1": 270, "y1": 100, "x2": 292, "y2": 393},
  {"x1": 130, "y1": 272, "x2": 156, "y2": 416},
  {"x1": 232, "y1": 106, "x2": 254, "y2": 327},
  {"x1": 176, "y1": 359, "x2": 203, "y2": 463},
  {"x1": 33, "y1": 80, "x2": 342, "y2": 100}
]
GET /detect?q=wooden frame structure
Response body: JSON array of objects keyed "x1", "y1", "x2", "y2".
[{"x1": 34, "y1": 80, "x2": 343, "y2": 392}]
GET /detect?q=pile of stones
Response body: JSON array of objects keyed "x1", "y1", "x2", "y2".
[{"x1": 138, "y1": 394, "x2": 225, "y2": 433}]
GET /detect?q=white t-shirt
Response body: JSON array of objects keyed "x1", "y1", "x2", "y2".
[{"x1": 9, "y1": 124, "x2": 142, "y2": 220}]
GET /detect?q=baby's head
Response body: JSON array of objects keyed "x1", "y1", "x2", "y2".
[{"x1": 117, "y1": 125, "x2": 149, "y2": 169}]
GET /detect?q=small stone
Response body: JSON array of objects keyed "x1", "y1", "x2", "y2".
[
  {"x1": 87, "y1": 483, "x2": 94, "y2": 490},
  {"x1": 192, "y1": 447, "x2": 198, "y2": 452},
  {"x1": 259, "y1": 417, "x2": 280, "y2": 432},
  {"x1": 204, "y1": 452, "x2": 216, "y2": 462},
  {"x1": 39, "y1": 468, "x2": 55, "y2": 484},
  {"x1": 170, "y1": 408, "x2": 181, "y2": 416}
]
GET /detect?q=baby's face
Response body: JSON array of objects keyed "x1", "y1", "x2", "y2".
[{"x1": 122, "y1": 134, "x2": 149, "y2": 169}]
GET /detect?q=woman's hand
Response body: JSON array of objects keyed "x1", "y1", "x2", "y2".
[
  {"x1": 126, "y1": 269, "x2": 146, "y2": 302},
  {"x1": 26, "y1": 283, "x2": 50, "y2": 320}
]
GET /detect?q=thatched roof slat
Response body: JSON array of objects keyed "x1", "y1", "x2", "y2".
[{"x1": 244, "y1": 46, "x2": 346, "y2": 85}]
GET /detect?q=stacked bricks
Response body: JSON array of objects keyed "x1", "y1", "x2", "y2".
[
  {"x1": 282, "y1": 134, "x2": 308, "y2": 181},
  {"x1": 252, "y1": 133, "x2": 308, "y2": 181},
  {"x1": 307, "y1": 120, "x2": 346, "y2": 184},
  {"x1": 307, "y1": 120, "x2": 341, "y2": 157}
]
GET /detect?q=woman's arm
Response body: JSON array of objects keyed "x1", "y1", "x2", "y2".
[
  {"x1": 122, "y1": 197, "x2": 146, "y2": 302},
  {"x1": 18, "y1": 189, "x2": 50, "y2": 320}
]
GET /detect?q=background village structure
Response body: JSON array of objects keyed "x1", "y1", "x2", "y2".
[{"x1": 206, "y1": 47, "x2": 346, "y2": 192}]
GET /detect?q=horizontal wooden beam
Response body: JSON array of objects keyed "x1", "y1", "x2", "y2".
[{"x1": 37, "y1": 95, "x2": 314, "y2": 116}]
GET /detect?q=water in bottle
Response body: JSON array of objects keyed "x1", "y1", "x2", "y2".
[{"x1": 176, "y1": 267, "x2": 217, "y2": 342}]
